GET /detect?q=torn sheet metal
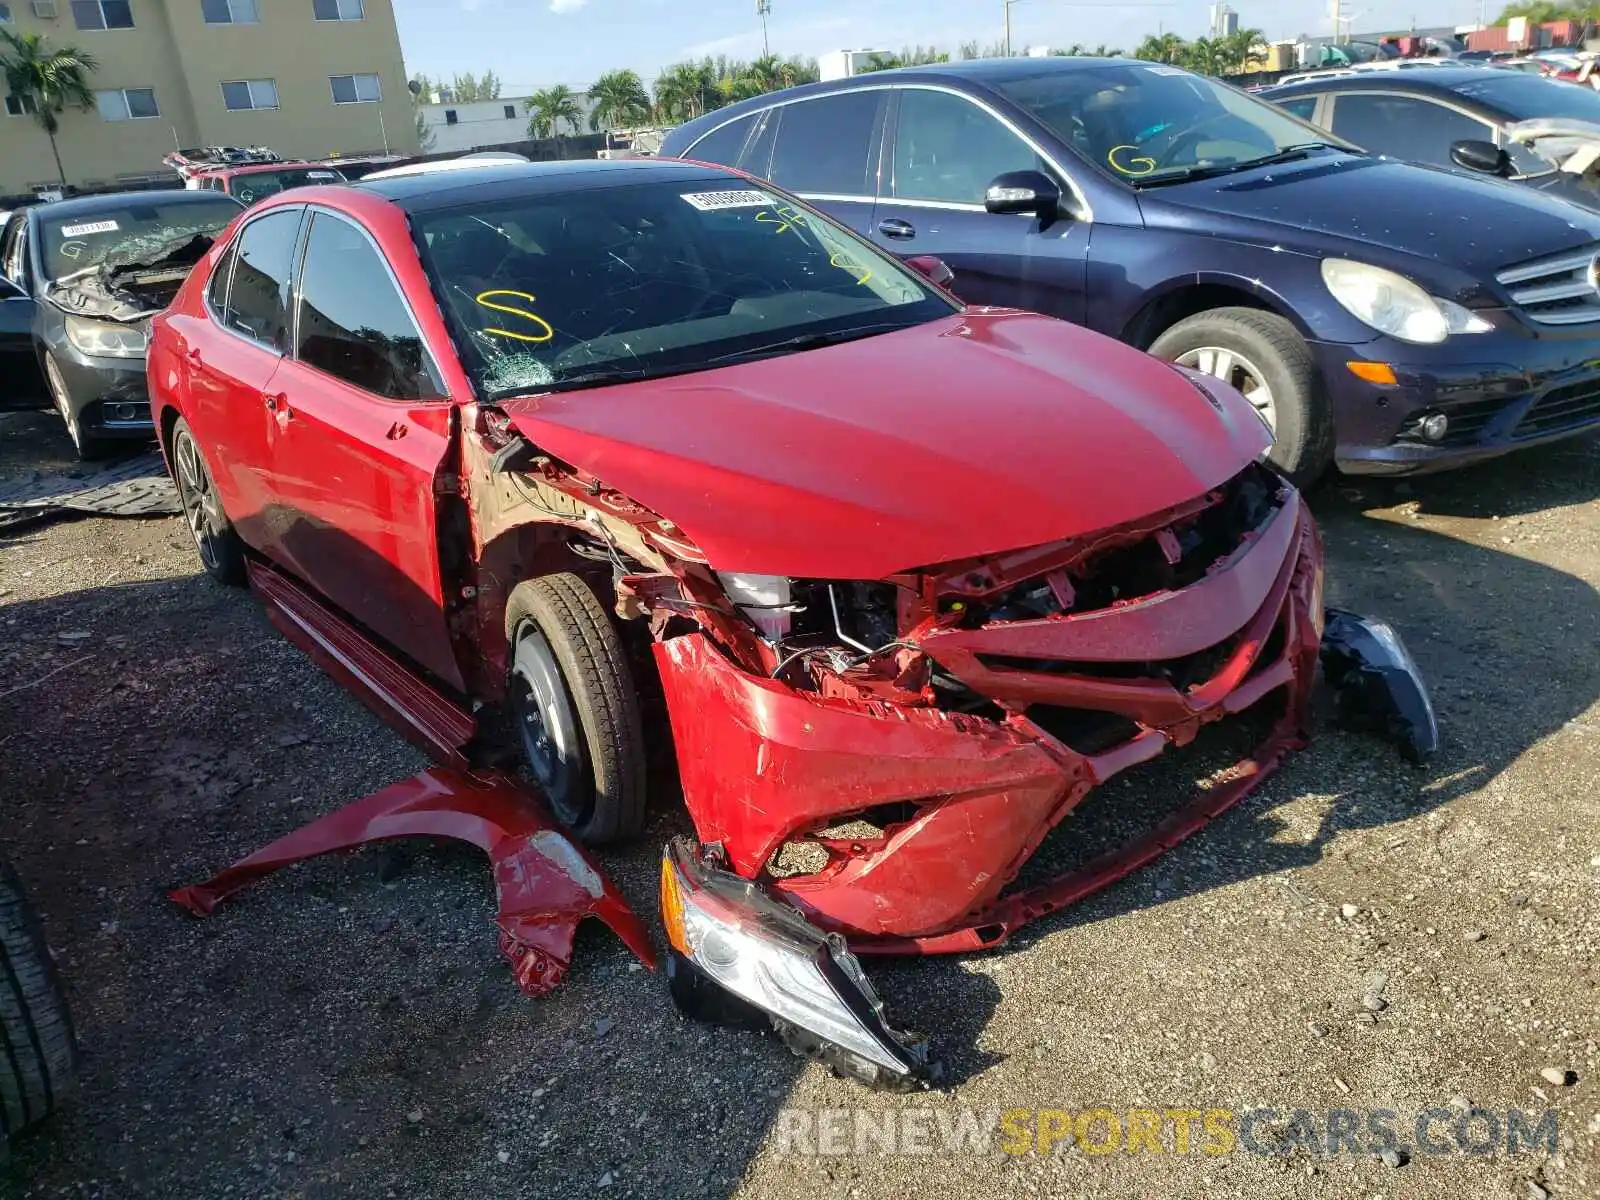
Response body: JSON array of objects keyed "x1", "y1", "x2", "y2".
[
  {"x1": 1319, "y1": 609, "x2": 1440, "y2": 766},
  {"x1": 0, "y1": 451, "x2": 178, "y2": 529},
  {"x1": 47, "y1": 232, "x2": 218, "y2": 322},
  {"x1": 170, "y1": 767, "x2": 656, "y2": 994}
]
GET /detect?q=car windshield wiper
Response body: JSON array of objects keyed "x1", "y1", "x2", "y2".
[
  {"x1": 705, "y1": 321, "x2": 914, "y2": 366},
  {"x1": 1133, "y1": 143, "x2": 1344, "y2": 188}
]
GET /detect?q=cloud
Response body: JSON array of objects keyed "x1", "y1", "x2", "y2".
[{"x1": 549, "y1": 0, "x2": 589, "y2": 11}]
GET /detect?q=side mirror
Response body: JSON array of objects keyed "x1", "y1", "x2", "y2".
[
  {"x1": 905, "y1": 254, "x2": 955, "y2": 290},
  {"x1": 984, "y1": 169, "x2": 1062, "y2": 218},
  {"x1": 1451, "y1": 139, "x2": 1512, "y2": 176}
]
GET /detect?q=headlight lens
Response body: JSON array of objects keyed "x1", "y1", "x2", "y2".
[
  {"x1": 64, "y1": 314, "x2": 147, "y2": 358},
  {"x1": 1321, "y1": 259, "x2": 1492, "y2": 344},
  {"x1": 716, "y1": 572, "x2": 792, "y2": 640}
]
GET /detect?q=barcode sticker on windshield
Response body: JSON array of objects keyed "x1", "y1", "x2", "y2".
[
  {"x1": 58, "y1": 220, "x2": 120, "y2": 237},
  {"x1": 307, "y1": 171, "x2": 338, "y2": 179},
  {"x1": 681, "y1": 189, "x2": 774, "y2": 211}
]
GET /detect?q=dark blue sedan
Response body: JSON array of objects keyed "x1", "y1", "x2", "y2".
[{"x1": 662, "y1": 57, "x2": 1600, "y2": 481}]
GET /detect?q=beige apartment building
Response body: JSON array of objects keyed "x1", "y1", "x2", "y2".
[{"x1": 0, "y1": 0, "x2": 417, "y2": 194}]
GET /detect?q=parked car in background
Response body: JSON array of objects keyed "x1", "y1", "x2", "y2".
[
  {"x1": 0, "y1": 190, "x2": 243, "y2": 457},
  {"x1": 1262, "y1": 67, "x2": 1600, "y2": 211},
  {"x1": 663, "y1": 57, "x2": 1600, "y2": 480},
  {"x1": 145, "y1": 158, "x2": 1434, "y2": 1083},
  {"x1": 188, "y1": 161, "x2": 349, "y2": 205}
]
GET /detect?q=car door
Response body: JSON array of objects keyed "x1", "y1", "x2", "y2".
[
  {"x1": 870, "y1": 86, "x2": 1092, "y2": 324},
  {"x1": 263, "y1": 207, "x2": 464, "y2": 691},
  {"x1": 0, "y1": 215, "x2": 45, "y2": 407},
  {"x1": 1327, "y1": 91, "x2": 1499, "y2": 169},
  {"x1": 738, "y1": 89, "x2": 886, "y2": 239},
  {"x1": 168, "y1": 206, "x2": 304, "y2": 548}
]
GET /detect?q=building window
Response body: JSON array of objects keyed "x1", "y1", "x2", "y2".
[
  {"x1": 96, "y1": 87, "x2": 158, "y2": 120},
  {"x1": 330, "y1": 73, "x2": 381, "y2": 104},
  {"x1": 503, "y1": 104, "x2": 516, "y2": 120},
  {"x1": 202, "y1": 0, "x2": 259, "y2": 24},
  {"x1": 0, "y1": 4, "x2": 12, "y2": 24},
  {"x1": 4, "y1": 93, "x2": 37, "y2": 116},
  {"x1": 221, "y1": 79, "x2": 278, "y2": 110},
  {"x1": 312, "y1": 0, "x2": 362, "y2": 19},
  {"x1": 72, "y1": 0, "x2": 134, "y2": 29},
  {"x1": 444, "y1": 109, "x2": 458, "y2": 125}
]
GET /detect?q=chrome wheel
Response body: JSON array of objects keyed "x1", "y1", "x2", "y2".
[
  {"x1": 510, "y1": 622, "x2": 587, "y2": 824},
  {"x1": 173, "y1": 431, "x2": 223, "y2": 572},
  {"x1": 1177, "y1": 345, "x2": 1277, "y2": 431}
]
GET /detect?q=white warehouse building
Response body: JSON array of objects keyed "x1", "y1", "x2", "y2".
[{"x1": 420, "y1": 94, "x2": 603, "y2": 153}]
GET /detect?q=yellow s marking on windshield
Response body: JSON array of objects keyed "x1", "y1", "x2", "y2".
[
  {"x1": 755, "y1": 205, "x2": 807, "y2": 235},
  {"x1": 1108, "y1": 145, "x2": 1158, "y2": 177},
  {"x1": 475, "y1": 290, "x2": 554, "y2": 344},
  {"x1": 829, "y1": 252, "x2": 873, "y2": 286}
]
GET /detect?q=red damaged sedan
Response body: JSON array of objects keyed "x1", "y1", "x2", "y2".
[{"x1": 149, "y1": 159, "x2": 1435, "y2": 1088}]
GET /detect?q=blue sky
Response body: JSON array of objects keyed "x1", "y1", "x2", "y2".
[{"x1": 393, "y1": 0, "x2": 1488, "y2": 93}]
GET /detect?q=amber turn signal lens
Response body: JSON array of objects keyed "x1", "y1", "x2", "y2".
[
  {"x1": 1346, "y1": 361, "x2": 1398, "y2": 386},
  {"x1": 660, "y1": 856, "x2": 689, "y2": 955}
]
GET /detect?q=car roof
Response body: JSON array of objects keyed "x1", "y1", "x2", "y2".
[
  {"x1": 27, "y1": 188, "x2": 244, "y2": 221},
  {"x1": 1264, "y1": 67, "x2": 1506, "y2": 99},
  {"x1": 203, "y1": 161, "x2": 341, "y2": 178},
  {"x1": 358, "y1": 157, "x2": 739, "y2": 213},
  {"x1": 668, "y1": 56, "x2": 1131, "y2": 142}
]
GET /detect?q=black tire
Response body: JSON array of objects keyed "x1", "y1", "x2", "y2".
[
  {"x1": 1148, "y1": 307, "x2": 1334, "y2": 486},
  {"x1": 169, "y1": 416, "x2": 246, "y2": 586},
  {"x1": 0, "y1": 859, "x2": 77, "y2": 1145},
  {"x1": 504, "y1": 573, "x2": 647, "y2": 845},
  {"x1": 43, "y1": 354, "x2": 108, "y2": 462}
]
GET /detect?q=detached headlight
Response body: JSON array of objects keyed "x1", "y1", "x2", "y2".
[
  {"x1": 660, "y1": 839, "x2": 936, "y2": 1089},
  {"x1": 64, "y1": 314, "x2": 147, "y2": 359},
  {"x1": 1321, "y1": 259, "x2": 1492, "y2": 344}
]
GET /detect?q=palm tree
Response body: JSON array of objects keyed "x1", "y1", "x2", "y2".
[
  {"x1": 1134, "y1": 32, "x2": 1186, "y2": 65},
  {"x1": 586, "y1": 68, "x2": 651, "y2": 132},
  {"x1": 743, "y1": 54, "x2": 798, "y2": 95},
  {"x1": 0, "y1": 30, "x2": 98, "y2": 185},
  {"x1": 652, "y1": 61, "x2": 713, "y2": 122},
  {"x1": 524, "y1": 85, "x2": 583, "y2": 145},
  {"x1": 1222, "y1": 27, "x2": 1265, "y2": 73},
  {"x1": 1180, "y1": 37, "x2": 1228, "y2": 75}
]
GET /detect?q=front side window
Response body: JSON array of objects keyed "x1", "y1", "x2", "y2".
[
  {"x1": 765, "y1": 91, "x2": 880, "y2": 194},
  {"x1": 330, "y1": 73, "x2": 381, "y2": 104},
  {"x1": 892, "y1": 89, "x2": 1049, "y2": 205},
  {"x1": 413, "y1": 177, "x2": 952, "y2": 399},
  {"x1": 38, "y1": 196, "x2": 240, "y2": 283},
  {"x1": 1329, "y1": 94, "x2": 1494, "y2": 167},
  {"x1": 221, "y1": 208, "x2": 300, "y2": 350},
  {"x1": 3, "y1": 220, "x2": 28, "y2": 286},
  {"x1": 1274, "y1": 95, "x2": 1320, "y2": 121},
  {"x1": 313, "y1": 0, "x2": 363, "y2": 19},
  {"x1": 221, "y1": 79, "x2": 279, "y2": 111},
  {"x1": 991, "y1": 62, "x2": 1353, "y2": 186},
  {"x1": 202, "y1": 0, "x2": 258, "y2": 23},
  {"x1": 294, "y1": 213, "x2": 440, "y2": 400},
  {"x1": 96, "y1": 87, "x2": 158, "y2": 121},
  {"x1": 71, "y1": 0, "x2": 133, "y2": 29}
]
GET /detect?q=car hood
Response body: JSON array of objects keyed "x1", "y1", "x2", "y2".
[
  {"x1": 499, "y1": 312, "x2": 1271, "y2": 579},
  {"x1": 1140, "y1": 153, "x2": 1600, "y2": 279}
]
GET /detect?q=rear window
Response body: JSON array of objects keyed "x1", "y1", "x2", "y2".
[
  {"x1": 1450, "y1": 72, "x2": 1600, "y2": 122},
  {"x1": 41, "y1": 197, "x2": 243, "y2": 282}
]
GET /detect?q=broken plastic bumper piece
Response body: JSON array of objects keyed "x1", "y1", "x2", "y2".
[
  {"x1": 1320, "y1": 609, "x2": 1439, "y2": 765},
  {"x1": 169, "y1": 767, "x2": 656, "y2": 995},
  {"x1": 659, "y1": 837, "x2": 939, "y2": 1092}
]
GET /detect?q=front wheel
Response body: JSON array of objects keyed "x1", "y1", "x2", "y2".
[
  {"x1": 0, "y1": 859, "x2": 77, "y2": 1149},
  {"x1": 1149, "y1": 307, "x2": 1334, "y2": 486},
  {"x1": 43, "y1": 355, "x2": 106, "y2": 462},
  {"x1": 504, "y1": 574, "x2": 647, "y2": 845}
]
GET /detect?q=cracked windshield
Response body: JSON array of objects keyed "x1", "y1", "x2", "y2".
[{"x1": 412, "y1": 180, "x2": 952, "y2": 397}]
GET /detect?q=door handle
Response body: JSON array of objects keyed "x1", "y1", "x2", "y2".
[
  {"x1": 187, "y1": 347, "x2": 202, "y2": 364},
  {"x1": 878, "y1": 218, "x2": 916, "y2": 240}
]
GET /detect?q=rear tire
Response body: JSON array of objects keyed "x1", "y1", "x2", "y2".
[
  {"x1": 1149, "y1": 307, "x2": 1334, "y2": 486},
  {"x1": 505, "y1": 573, "x2": 647, "y2": 845},
  {"x1": 0, "y1": 859, "x2": 77, "y2": 1147},
  {"x1": 169, "y1": 417, "x2": 246, "y2": 587}
]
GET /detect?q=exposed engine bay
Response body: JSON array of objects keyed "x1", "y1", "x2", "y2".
[{"x1": 46, "y1": 232, "x2": 219, "y2": 323}]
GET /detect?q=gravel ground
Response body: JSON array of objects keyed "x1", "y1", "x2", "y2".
[{"x1": 1, "y1": 408, "x2": 1597, "y2": 1200}]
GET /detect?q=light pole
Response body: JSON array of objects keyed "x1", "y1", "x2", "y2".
[{"x1": 757, "y1": 0, "x2": 771, "y2": 58}]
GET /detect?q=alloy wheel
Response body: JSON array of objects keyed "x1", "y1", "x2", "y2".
[{"x1": 1176, "y1": 345, "x2": 1278, "y2": 432}]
